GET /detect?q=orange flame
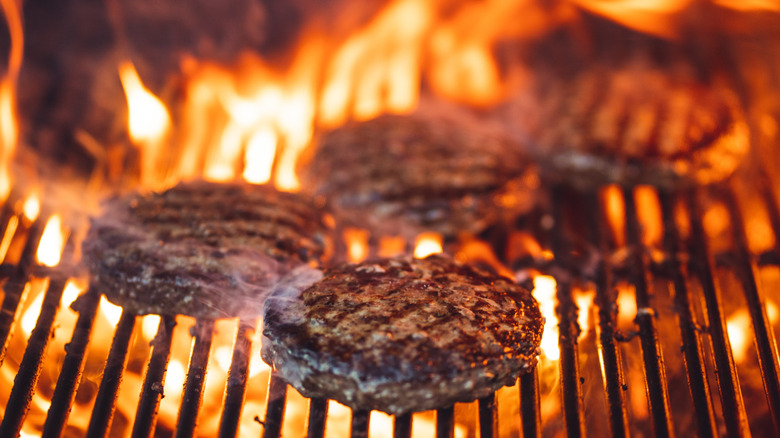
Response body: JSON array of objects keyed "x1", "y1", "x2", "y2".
[
  {"x1": 118, "y1": 61, "x2": 172, "y2": 188},
  {"x1": 533, "y1": 275, "x2": 559, "y2": 360},
  {"x1": 574, "y1": 288, "x2": 595, "y2": 341},
  {"x1": 414, "y1": 232, "x2": 443, "y2": 259},
  {"x1": 36, "y1": 214, "x2": 67, "y2": 267},
  {"x1": 22, "y1": 192, "x2": 40, "y2": 222},
  {"x1": 0, "y1": 0, "x2": 23, "y2": 202},
  {"x1": 344, "y1": 228, "x2": 370, "y2": 263}
]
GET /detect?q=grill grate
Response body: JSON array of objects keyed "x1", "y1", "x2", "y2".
[{"x1": 0, "y1": 181, "x2": 779, "y2": 437}]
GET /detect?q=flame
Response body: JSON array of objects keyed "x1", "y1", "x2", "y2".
[
  {"x1": 242, "y1": 126, "x2": 278, "y2": 184},
  {"x1": 573, "y1": 0, "x2": 694, "y2": 39},
  {"x1": 0, "y1": 214, "x2": 18, "y2": 262},
  {"x1": 36, "y1": 214, "x2": 67, "y2": 267},
  {"x1": 0, "y1": 0, "x2": 23, "y2": 202},
  {"x1": 616, "y1": 283, "x2": 637, "y2": 330},
  {"x1": 378, "y1": 236, "x2": 406, "y2": 258},
  {"x1": 574, "y1": 288, "x2": 595, "y2": 341},
  {"x1": 634, "y1": 186, "x2": 663, "y2": 247},
  {"x1": 142, "y1": 314, "x2": 161, "y2": 341},
  {"x1": 414, "y1": 232, "x2": 443, "y2": 259},
  {"x1": 533, "y1": 275, "x2": 559, "y2": 360},
  {"x1": 20, "y1": 282, "x2": 41, "y2": 335},
  {"x1": 714, "y1": 0, "x2": 780, "y2": 11},
  {"x1": 344, "y1": 228, "x2": 370, "y2": 263},
  {"x1": 99, "y1": 296, "x2": 123, "y2": 327},
  {"x1": 22, "y1": 192, "x2": 40, "y2": 222},
  {"x1": 60, "y1": 279, "x2": 86, "y2": 308},
  {"x1": 602, "y1": 185, "x2": 626, "y2": 247},
  {"x1": 118, "y1": 61, "x2": 172, "y2": 188},
  {"x1": 726, "y1": 310, "x2": 751, "y2": 363}
]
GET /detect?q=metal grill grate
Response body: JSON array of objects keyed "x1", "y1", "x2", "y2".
[{"x1": 0, "y1": 174, "x2": 778, "y2": 437}]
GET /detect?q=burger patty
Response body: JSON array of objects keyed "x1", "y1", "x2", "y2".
[
  {"x1": 301, "y1": 113, "x2": 535, "y2": 238},
  {"x1": 513, "y1": 64, "x2": 749, "y2": 189},
  {"x1": 262, "y1": 255, "x2": 543, "y2": 414},
  {"x1": 83, "y1": 181, "x2": 332, "y2": 318}
]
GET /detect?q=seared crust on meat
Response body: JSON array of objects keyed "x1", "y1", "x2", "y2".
[
  {"x1": 262, "y1": 255, "x2": 543, "y2": 414},
  {"x1": 301, "y1": 113, "x2": 535, "y2": 238},
  {"x1": 83, "y1": 181, "x2": 332, "y2": 318},
  {"x1": 515, "y1": 64, "x2": 748, "y2": 189}
]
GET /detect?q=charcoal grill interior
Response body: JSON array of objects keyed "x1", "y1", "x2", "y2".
[{"x1": 2, "y1": 1, "x2": 780, "y2": 437}]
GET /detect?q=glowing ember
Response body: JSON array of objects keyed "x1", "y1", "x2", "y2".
[
  {"x1": 344, "y1": 228, "x2": 370, "y2": 263},
  {"x1": 533, "y1": 275, "x2": 559, "y2": 360},
  {"x1": 414, "y1": 232, "x2": 443, "y2": 259},
  {"x1": 22, "y1": 193, "x2": 40, "y2": 222},
  {"x1": 36, "y1": 214, "x2": 67, "y2": 267}
]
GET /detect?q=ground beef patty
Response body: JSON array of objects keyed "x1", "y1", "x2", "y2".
[
  {"x1": 262, "y1": 255, "x2": 543, "y2": 414},
  {"x1": 511, "y1": 63, "x2": 749, "y2": 189},
  {"x1": 300, "y1": 113, "x2": 535, "y2": 238},
  {"x1": 83, "y1": 181, "x2": 332, "y2": 319}
]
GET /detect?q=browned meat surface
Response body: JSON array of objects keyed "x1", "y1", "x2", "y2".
[
  {"x1": 262, "y1": 255, "x2": 543, "y2": 414},
  {"x1": 511, "y1": 63, "x2": 749, "y2": 189},
  {"x1": 301, "y1": 113, "x2": 536, "y2": 238},
  {"x1": 83, "y1": 181, "x2": 332, "y2": 318}
]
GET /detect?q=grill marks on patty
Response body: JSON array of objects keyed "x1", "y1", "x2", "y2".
[
  {"x1": 515, "y1": 63, "x2": 748, "y2": 188},
  {"x1": 301, "y1": 113, "x2": 534, "y2": 237},
  {"x1": 262, "y1": 256, "x2": 543, "y2": 414},
  {"x1": 83, "y1": 181, "x2": 332, "y2": 318}
]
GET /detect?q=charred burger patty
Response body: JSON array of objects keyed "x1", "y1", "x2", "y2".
[
  {"x1": 301, "y1": 113, "x2": 534, "y2": 238},
  {"x1": 262, "y1": 255, "x2": 543, "y2": 414},
  {"x1": 83, "y1": 181, "x2": 332, "y2": 319}
]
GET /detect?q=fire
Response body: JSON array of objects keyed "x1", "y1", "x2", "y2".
[
  {"x1": 0, "y1": 0, "x2": 23, "y2": 202},
  {"x1": 60, "y1": 279, "x2": 86, "y2": 307},
  {"x1": 344, "y1": 228, "x2": 370, "y2": 263},
  {"x1": 22, "y1": 193, "x2": 40, "y2": 222},
  {"x1": 36, "y1": 214, "x2": 67, "y2": 267},
  {"x1": 99, "y1": 296, "x2": 123, "y2": 326},
  {"x1": 602, "y1": 185, "x2": 626, "y2": 247},
  {"x1": 414, "y1": 232, "x2": 443, "y2": 259},
  {"x1": 0, "y1": 214, "x2": 17, "y2": 262},
  {"x1": 533, "y1": 275, "x2": 559, "y2": 360},
  {"x1": 573, "y1": 0, "x2": 694, "y2": 39},
  {"x1": 118, "y1": 61, "x2": 172, "y2": 188},
  {"x1": 574, "y1": 288, "x2": 595, "y2": 341},
  {"x1": 726, "y1": 310, "x2": 751, "y2": 363},
  {"x1": 714, "y1": 0, "x2": 780, "y2": 11}
]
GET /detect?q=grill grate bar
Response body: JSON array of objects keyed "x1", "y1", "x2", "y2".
[
  {"x1": 519, "y1": 368, "x2": 541, "y2": 438},
  {"x1": 307, "y1": 397, "x2": 328, "y2": 438},
  {"x1": 131, "y1": 315, "x2": 177, "y2": 438},
  {"x1": 218, "y1": 319, "x2": 255, "y2": 438},
  {"x1": 687, "y1": 189, "x2": 750, "y2": 437},
  {"x1": 0, "y1": 275, "x2": 67, "y2": 437},
  {"x1": 175, "y1": 318, "x2": 215, "y2": 438},
  {"x1": 393, "y1": 413, "x2": 412, "y2": 438},
  {"x1": 87, "y1": 311, "x2": 137, "y2": 437},
  {"x1": 550, "y1": 185, "x2": 585, "y2": 438},
  {"x1": 623, "y1": 187, "x2": 675, "y2": 438},
  {"x1": 478, "y1": 392, "x2": 497, "y2": 438},
  {"x1": 350, "y1": 409, "x2": 370, "y2": 438},
  {"x1": 262, "y1": 372, "x2": 288, "y2": 438},
  {"x1": 0, "y1": 217, "x2": 44, "y2": 367},
  {"x1": 659, "y1": 191, "x2": 718, "y2": 437},
  {"x1": 436, "y1": 405, "x2": 454, "y2": 438},
  {"x1": 587, "y1": 191, "x2": 629, "y2": 438},
  {"x1": 722, "y1": 188, "x2": 780, "y2": 433},
  {"x1": 42, "y1": 288, "x2": 101, "y2": 436}
]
